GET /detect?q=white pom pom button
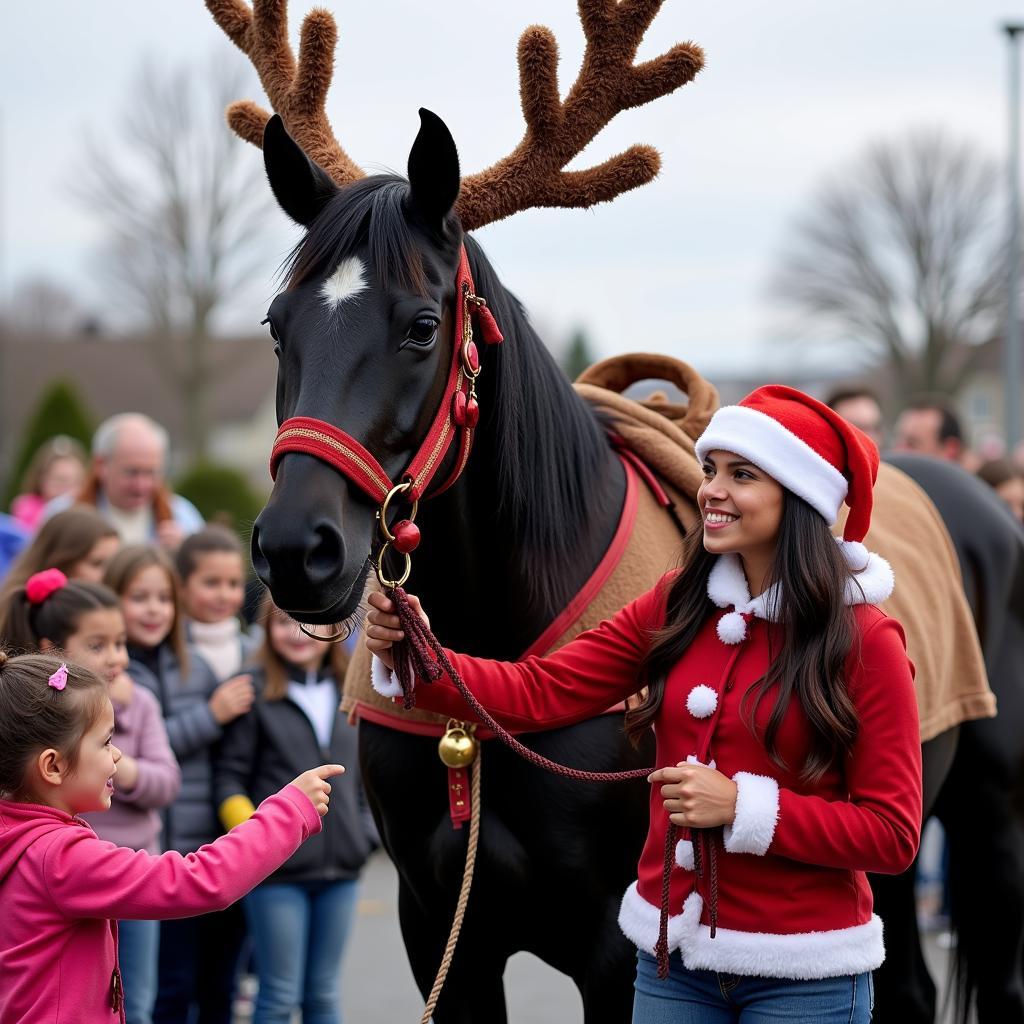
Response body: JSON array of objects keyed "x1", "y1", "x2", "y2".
[
  {"x1": 686, "y1": 684, "x2": 718, "y2": 719},
  {"x1": 675, "y1": 839, "x2": 695, "y2": 870},
  {"x1": 717, "y1": 610, "x2": 748, "y2": 644}
]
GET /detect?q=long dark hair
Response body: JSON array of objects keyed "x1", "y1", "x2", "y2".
[{"x1": 627, "y1": 493, "x2": 860, "y2": 782}]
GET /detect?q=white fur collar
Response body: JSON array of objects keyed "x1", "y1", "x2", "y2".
[{"x1": 706, "y1": 541, "x2": 893, "y2": 642}]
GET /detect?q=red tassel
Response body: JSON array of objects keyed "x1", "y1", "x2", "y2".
[{"x1": 475, "y1": 304, "x2": 503, "y2": 345}]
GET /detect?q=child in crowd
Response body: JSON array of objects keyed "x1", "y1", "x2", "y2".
[
  {"x1": 1, "y1": 506, "x2": 120, "y2": 596},
  {"x1": 176, "y1": 526, "x2": 259, "y2": 682},
  {"x1": 0, "y1": 648, "x2": 341, "y2": 1024},
  {"x1": 0, "y1": 568, "x2": 180, "y2": 1024},
  {"x1": 215, "y1": 596, "x2": 371, "y2": 1024},
  {"x1": 104, "y1": 545, "x2": 255, "y2": 1024},
  {"x1": 10, "y1": 435, "x2": 88, "y2": 532}
]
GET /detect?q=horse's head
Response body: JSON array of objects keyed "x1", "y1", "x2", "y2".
[
  {"x1": 251, "y1": 111, "x2": 463, "y2": 623},
  {"x1": 208, "y1": 0, "x2": 703, "y2": 626}
]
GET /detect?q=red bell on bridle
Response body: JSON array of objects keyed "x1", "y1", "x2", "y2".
[{"x1": 268, "y1": 245, "x2": 502, "y2": 588}]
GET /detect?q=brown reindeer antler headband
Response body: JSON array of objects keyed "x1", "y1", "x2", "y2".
[{"x1": 205, "y1": 0, "x2": 704, "y2": 231}]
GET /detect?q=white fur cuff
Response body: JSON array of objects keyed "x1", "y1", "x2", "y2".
[
  {"x1": 371, "y1": 656, "x2": 404, "y2": 699},
  {"x1": 723, "y1": 772, "x2": 779, "y2": 856}
]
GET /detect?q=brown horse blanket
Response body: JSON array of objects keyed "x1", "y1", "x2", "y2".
[{"x1": 344, "y1": 353, "x2": 995, "y2": 742}]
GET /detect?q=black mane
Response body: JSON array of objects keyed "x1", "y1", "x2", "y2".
[
  {"x1": 463, "y1": 235, "x2": 613, "y2": 615},
  {"x1": 283, "y1": 174, "x2": 613, "y2": 618}
]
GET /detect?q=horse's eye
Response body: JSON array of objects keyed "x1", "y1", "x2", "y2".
[{"x1": 403, "y1": 316, "x2": 439, "y2": 349}]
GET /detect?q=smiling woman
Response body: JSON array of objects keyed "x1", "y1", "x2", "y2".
[{"x1": 367, "y1": 384, "x2": 919, "y2": 1024}]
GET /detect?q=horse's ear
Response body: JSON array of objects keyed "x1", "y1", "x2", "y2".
[
  {"x1": 263, "y1": 114, "x2": 339, "y2": 227},
  {"x1": 408, "y1": 108, "x2": 461, "y2": 231}
]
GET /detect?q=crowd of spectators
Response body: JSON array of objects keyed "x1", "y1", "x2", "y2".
[{"x1": 0, "y1": 412, "x2": 375, "y2": 1024}]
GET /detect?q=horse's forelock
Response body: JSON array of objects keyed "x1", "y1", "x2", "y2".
[{"x1": 283, "y1": 175, "x2": 435, "y2": 296}]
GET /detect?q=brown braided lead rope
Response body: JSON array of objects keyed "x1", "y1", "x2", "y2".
[
  {"x1": 387, "y1": 585, "x2": 719, "y2": 982},
  {"x1": 420, "y1": 746, "x2": 483, "y2": 1024}
]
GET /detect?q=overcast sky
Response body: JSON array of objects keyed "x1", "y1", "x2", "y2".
[{"x1": 3, "y1": 1, "x2": 1020, "y2": 375}]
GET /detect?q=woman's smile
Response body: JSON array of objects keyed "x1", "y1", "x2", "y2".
[{"x1": 703, "y1": 509, "x2": 739, "y2": 530}]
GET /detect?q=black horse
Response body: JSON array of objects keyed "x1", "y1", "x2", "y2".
[
  {"x1": 253, "y1": 110, "x2": 651, "y2": 1022},
  {"x1": 250, "y1": 111, "x2": 1022, "y2": 1022}
]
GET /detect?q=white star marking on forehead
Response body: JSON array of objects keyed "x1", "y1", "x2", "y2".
[{"x1": 320, "y1": 256, "x2": 367, "y2": 308}]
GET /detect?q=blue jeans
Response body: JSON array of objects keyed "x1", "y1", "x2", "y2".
[
  {"x1": 152, "y1": 905, "x2": 247, "y2": 1024},
  {"x1": 118, "y1": 919, "x2": 158, "y2": 1024},
  {"x1": 634, "y1": 951, "x2": 873, "y2": 1023},
  {"x1": 245, "y1": 878, "x2": 359, "y2": 1024}
]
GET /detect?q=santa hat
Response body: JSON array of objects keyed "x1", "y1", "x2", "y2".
[{"x1": 694, "y1": 385, "x2": 879, "y2": 543}]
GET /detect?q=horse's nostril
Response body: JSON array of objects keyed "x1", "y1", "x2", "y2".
[
  {"x1": 250, "y1": 522, "x2": 270, "y2": 583},
  {"x1": 306, "y1": 521, "x2": 345, "y2": 584}
]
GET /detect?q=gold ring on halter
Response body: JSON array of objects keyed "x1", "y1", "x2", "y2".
[
  {"x1": 296, "y1": 621, "x2": 351, "y2": 644},
  {"x1": 378, "y1": 481, "x2": 419, "y2": 543},
  {"x1": 375, "y1": 541, "x2": 412, "y2": 589}
]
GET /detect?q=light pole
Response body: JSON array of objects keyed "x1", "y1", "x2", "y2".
[{"x1": 1003, "y1": 23, "x2": 1024, "y2": 450}]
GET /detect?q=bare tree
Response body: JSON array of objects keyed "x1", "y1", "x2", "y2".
[
  {"x1": 76, "y1": 58, "x2": 271, "y2": 459},
  {"x1": 771, "y1": 131, "x2": 1011, "y2": 396},
  {"x1": 3, "y1": 277, "x2": 89, "y2": 336}
]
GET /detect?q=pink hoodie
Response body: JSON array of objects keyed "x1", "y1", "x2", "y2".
[{"x1": 0, "y1": 785, "x2": 321, "y2": 1024}]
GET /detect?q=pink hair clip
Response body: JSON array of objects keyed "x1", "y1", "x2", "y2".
[
  {"x1": 48, "y1": 663, "x2": 68, "y2": 691},
  {"x1": 26, "y1": 568, "x2": 68, "y2": 605}
]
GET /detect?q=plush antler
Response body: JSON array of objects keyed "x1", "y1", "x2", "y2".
[
  {"x1": 205, "y1": 0, "x2": 702, "y2": 226},
  {"x1": 457, "y1": 0, "x2": 704, "y2": 230},
  {"x1": 204, "y1": 0, "x2": 364, "y2": 185}
]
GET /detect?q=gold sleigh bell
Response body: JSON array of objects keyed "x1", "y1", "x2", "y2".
[{"x1": 438, "y1": 720, "x2": 478, "y2": 768}]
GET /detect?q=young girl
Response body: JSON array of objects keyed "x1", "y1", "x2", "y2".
[
  {"x1": 0, "y1": 649, "x2": 342, "y2": 1024},
  {"x1": 0, "y1": 568, "x2": 180, "y2": 1024},
  {"x1": 215, "y1": 596, "x2": 371, "y2": 1024},
  {"x1": 2, "y1": 506, "x2": 120, "y2": 595},
  {"x1": 366, "y1": 386, "x2": 922, "y2": 1024},
  {"x1": 10, "y1": 435, "x2": 88, "y2": 531},
  {"x1": 104, "y1": 545, "x2": 254, "y2": 1024},
  {"x1": 176, "y1": 526, "x2": 259, "y2": 682}
]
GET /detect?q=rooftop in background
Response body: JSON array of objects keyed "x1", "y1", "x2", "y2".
[{"x1": 0, "y1": 329, "x2": 277, "y2": 479}]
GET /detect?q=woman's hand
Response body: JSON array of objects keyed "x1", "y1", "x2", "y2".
[
  {"x1": 648, "y1": 762, "x2": 738, "y2": 829},
  {"x1": 364, "y1": 591, "x2": 430, "y2": 671}
]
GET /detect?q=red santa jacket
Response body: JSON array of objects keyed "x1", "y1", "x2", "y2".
[{"x1": 372, "y1": 549, "x2": 921, "y2": 980}]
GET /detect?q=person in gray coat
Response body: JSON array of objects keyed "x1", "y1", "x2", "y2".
[
  {"x1": 215, "y1": 595, "x2": 373, "y2": 1024},
  {"x1": 105, "y1": 544, "x2": 254, "y2": 1024}
]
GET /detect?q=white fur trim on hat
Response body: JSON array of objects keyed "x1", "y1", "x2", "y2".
[
  {"x1": 675, "y1": 839, "x2": 695, "y2": 871},
  {"x1": 723, "y1": 772, "x2": 780, "y2": 856},
  {"x1": 686, "y1": 685, "x2": 718, "y2": 719},
  {"x1": 717, "y1": 611, "x2": 748, "y2": 644},
  {"x1": 696, "y1": 404, "x2": 849, "y2": 527},
  {"x1": 371, "y1": 656, "x2": 404, "y2": 699}
]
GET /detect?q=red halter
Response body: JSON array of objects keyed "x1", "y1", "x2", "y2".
[{"x1": 269, "y1": 245, "x2": 503, "y2": 586}]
